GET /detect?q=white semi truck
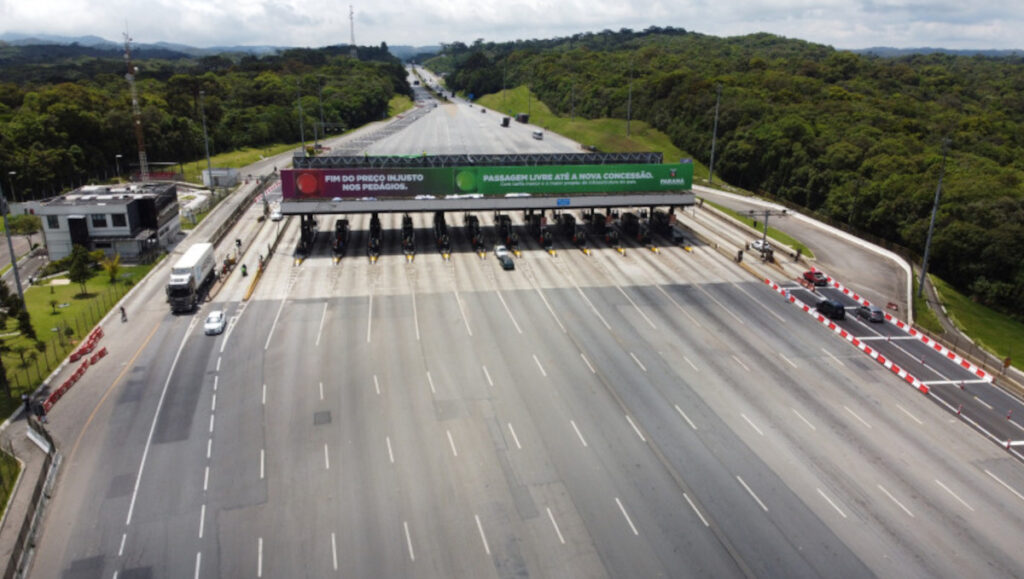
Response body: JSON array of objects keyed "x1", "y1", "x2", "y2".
[{"x1": 166, "y1": 242, "x2": 216, "y2": 314}]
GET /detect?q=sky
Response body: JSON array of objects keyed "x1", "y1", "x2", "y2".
[{"x1": 1, "y1": 0, "x2": 1021, "y2": 51}]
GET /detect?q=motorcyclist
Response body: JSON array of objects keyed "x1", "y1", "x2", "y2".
[{"x1": 241, "y1": 264, "x2": 248, "y2": 277}]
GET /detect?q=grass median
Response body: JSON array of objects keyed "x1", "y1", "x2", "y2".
[{"x1": 931, "y1": 275, "x2": 1023, "y2": 372}]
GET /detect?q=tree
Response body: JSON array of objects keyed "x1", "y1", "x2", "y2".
[
  {"x1": 6, "y1": 214, "x2": 40, "y2": 248},
  {"x1": 67, "y1": 244, "x2": 94, "y2": 296},
  {"x1": 0, "y1": 344, "x2": 9, "y2": 398},
  {"x1": 101, "y1": 253, "x2": 121, "y2": 284},
  {"x1": 16, "y1": 308, "x2": 36, "y2": 341}
]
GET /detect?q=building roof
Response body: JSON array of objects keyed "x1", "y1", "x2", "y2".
[{"x1": 43, "y1": 183, "x2": 175, "y2": 208}]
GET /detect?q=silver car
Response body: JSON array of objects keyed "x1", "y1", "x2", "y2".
[{"x1": 204, "y1": 310, "x2": 226, "y2": 335}]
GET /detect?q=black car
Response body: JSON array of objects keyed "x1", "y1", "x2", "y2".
[
  {"x1": 856, "y1": 304, "x2": 885, "y2": 323},
  {"x1": 816, "y1": 299, "x2": 846, "y2": 320},
  {"x1": 498, "y1": 254, "x2": 515, "y2": 270}
]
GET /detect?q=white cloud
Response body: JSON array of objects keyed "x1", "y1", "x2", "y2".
[{"x1": 0, "y1": 0, "x2": 1020, "y2": 50}]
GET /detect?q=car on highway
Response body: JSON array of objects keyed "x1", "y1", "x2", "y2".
[
  {"x1": 494, "y1": 244, "x2": 510, "y2": 258},
  {"x1": 497, "y1": 254, "x2": 515, "y2": 270},
  {"x1": 204, "y1": 310, "x2": 226, "y2": 335},
  {"x1": 856, "y1": 304, "x2": 885, "y2": 323},
  {"x1": 803, "y1": 270, "x2": 827, "y2": 286},
  {"x1": 815, "y1": 299, "x2": 846, "y2": 320},
  {"x1": 532, "y1": 130, "x2": 544, "y2": 140},
  {"x1": 270, "y1": 210, "x2": 283, "y2": 221},
  {"x1": 751, "y1": 239, "x2": 770, "y2": 252}
]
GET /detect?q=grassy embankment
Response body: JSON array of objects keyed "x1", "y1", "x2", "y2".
[
  {"x1": 0, "y1": 449, "x2": 20, "y2": 522},
  {"x1": 930, "y1": 275, "x2": 1023, "y2": 372}
]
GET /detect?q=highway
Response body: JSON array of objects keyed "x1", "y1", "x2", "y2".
[{"x1": 31, "y1": 69, "x2": 1024, "y2": 578}]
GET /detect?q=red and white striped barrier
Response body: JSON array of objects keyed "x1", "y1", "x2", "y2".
[
  {"x1": 810, "y1": 268, "x2": 993, "y2": 383},
  {"x1": 764, "y1": 278, "x2": 929, "y2": 395},
  {"x1": 43, "y1": 327, "x2": 109, "y2": 412}
]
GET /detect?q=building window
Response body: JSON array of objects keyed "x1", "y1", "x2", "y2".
[
  {"x1": 93, "y1": 241, "x2": 112, "y2": 249},
  {"x1": 91, "y1": 214, "x2": 108, "y2": 228},
  {"x1": 111, "y1": 213, "x2": 127, "y2": 227},
  {"x1": 47, "y1": 215, "x2": 59, "y2": 229}
]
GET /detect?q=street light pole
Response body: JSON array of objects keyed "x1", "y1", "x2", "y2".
[
  {"x1": 115, "y1": 155, "x2": 122, "y2": 182},
  {"x1": 6, "y1": 171, "x2": 16, "y2": 203},
  {"x1": 626, "y1": 60, "x2": 633, "y2": 137},
  {"x1": 200, "y1": 91, "x2": 213, "y2": 189},
  {"x1": 0, "y1": 183, "x2": 25, "y2": 303},
  {"x1": 709, "y1": 83, "x2": 722, "y2": 185},
  {"x1": 918, "y1": 138, "x2": 950, "y2": 298}
]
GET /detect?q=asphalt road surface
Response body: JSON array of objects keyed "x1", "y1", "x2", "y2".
[{"x1": 30, "y1": 72, "x2": 1024, "y2": 578}]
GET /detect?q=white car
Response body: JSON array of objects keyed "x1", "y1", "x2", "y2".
[
  {"x1": 751, "y1": 239, "x2": 770, "y2": 252},
  {"x1": 204, "y1": 310, "x2": 226, "y2": 335},
  {"x1": 494, "y1": 245, "x2": 510, "y2": 258},
  {"x1": 270, "y1": 210, "x2": 283, "y2": 222}
]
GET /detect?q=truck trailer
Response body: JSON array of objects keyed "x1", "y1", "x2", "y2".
[{"x1": 166, "y1": 242, "x2": 216, "y2": 314}]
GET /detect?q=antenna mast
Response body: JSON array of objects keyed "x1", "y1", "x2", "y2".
[
  {"x1": 349, "y1": 5, "x2": 357, "y2": 58},
  {"x1": 123, "y1": 32, "x2": 150, "y2": 182}
]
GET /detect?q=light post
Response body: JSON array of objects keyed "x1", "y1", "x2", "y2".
[
  {"x1": 918, "y1": 138, "x2": 950, "y2": 298},
  {"x1": 709, "y1": 83, "x2": 722, "y2": 185},
  {"x1": 0, "y1": 182, "x2": 25, "y2": 302},
  {"x1": 115, "y1": 154, "x2": 122, "y2": 182},
  {"x1": 626, "y1": 60, "x2": 633, "y2": 137},
  {"x1": 200, "y1": 91, "x2": 213, "y2": 190},
  {"x1": 6, "y1": 171, "x2": 16, "y2": 203}
]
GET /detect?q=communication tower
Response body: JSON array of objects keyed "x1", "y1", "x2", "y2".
[
  {"x1": 349, "y1": 5, "x2": 357, "y2": 58},
  {"x1": 123, "y1": 32, "x2": 150, "y2": 182}
]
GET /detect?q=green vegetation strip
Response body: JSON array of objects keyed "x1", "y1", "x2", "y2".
[
  {"x1": 702, "y1": 199, "x2": 814, "y2": 259},
  {"x1": 931, "y1": 275, "x2": 1024, "y2": 372},
  {"x1": 388, "y1": 95, "x2": 415, "y2": 117},
  {"x1": 0, "y1": 449, "x2": 21, "y2": 520},
  {"x1": 180, "y1": 144, "x2": 302, "y2": 184},
  {"x1": 912, "y1": 276, "x2": 945, "y2": 335}
]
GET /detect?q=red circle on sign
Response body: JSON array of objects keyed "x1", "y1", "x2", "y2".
[{"x1": 296, "y1": 172, "x2": 319, "y2": 196}]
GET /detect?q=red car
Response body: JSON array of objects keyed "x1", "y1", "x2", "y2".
[{"x1": 803, "y1": 270, "x2": 827, "y2": 286}]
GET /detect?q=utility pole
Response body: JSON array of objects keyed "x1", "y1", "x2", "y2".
[
  {"x1": 200, "y1": 91, "x2": 213, "y2": 188},
  {"x1": 297, "y1": 83, "x2": 306, "y2": 155},
  {"x1": 0, "y1": 183, "x2": 24, "y2": 303},
  {"x1": 626, "y1": 60, "x2": 633, "y2": 137},
  {"x1": 115, "y1": 155, "x2": 122, "y2": 182},
  {"x1": 316, "y1": 77, "x2": 325, "y2": 150},
  {"x1": 918, "y1": 137, "x2": 950, "y2": 298},
  {"x1": 123, "y1": 32, "x2": 149, "y2": 182},
  {"x1": 6, "y1": 171, "x2": 16, "y2": 203},
  {"x1": 349, "y1": 5, "x2": 357, "y2": 59},
  {"x1": 571, "y1": 78, "x2": 575, "y2": 122},
  {"x1": 709, "y1": 83, "x2": 722, "y2": 185}
]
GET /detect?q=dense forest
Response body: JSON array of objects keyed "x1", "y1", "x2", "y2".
[
  {"x1": 0, "y1": 42, "x2": 410, "y2": 194},
  {"x1": 432, "y1": 28, "x2": 1024, "y2": 318}
]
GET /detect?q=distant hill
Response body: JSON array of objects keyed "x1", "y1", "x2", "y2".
[
  {"x1": 388, "y1": 44, "x2": 441, "y2": 61},
  {"x1": 0, "y1": 32, "x2": 284, "y2": 56},
  {"x1": 852, "y1": 46, "x2": 1024, "y2": 58}
]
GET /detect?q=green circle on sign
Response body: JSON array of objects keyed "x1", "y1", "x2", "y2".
[{"x1": 455, "y1": 170, "x2": 477, "y2": 192}]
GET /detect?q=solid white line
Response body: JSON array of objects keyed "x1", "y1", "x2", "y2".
[
  {"x1": 387, "y1": 436, "x2": 395, "y2": 463},
  {"x1": 935, "y1": 479, "x2": 975, "y2": 511},
  {"x1": 534, "y1": 286, "x2": 567, "y2": 333},
  {"x1": 319, "y1": 381, "x2": 324, "y2": 401},
  {"x1": 411, "y1": 292, "x2": 420, "y2": 341},
  {"x1": 118, "y1": 532, "x2": 126, "y2": 556},
  {"x1": 625, "y1": 415, "x2": 647, "y2": 442},
  {"x1": 684, "y1": 493, "x2": 709, "y2": 526},
  {"x1": 262, "y1": 383, "x2": 266, "y2": 405},
  {"x1": 844, "y1": 406, "x2": 872, "y2": 429},
  {"x1": 194, "y1": 551, "x2": 201, "y2": 579},
  {"x1": 482, "y1": 365, "x2": 493, "y2": 386},
  {"x1": 895, "y1": 403, "x2": 924, "y2": 425},
  {"x1": 656, "y1": 285, "x2": 703, "y2": 329},
  {"x1": 475, "y1": 514, "x2": 491, "y2": 555},
  {"x1": 630, "y1": 352, "x2": 647, "y2": 372},
  {"x1": 323, "y1": 444, "x2": 330, "y2": 470},
  {"x1": 206, "y1": 438, "x2": 212, "y2": 459},
  {"x1": 575, "y1": 286, "x2": 612, "y2": 331},
  {"x1": 211, "y1": 393, "x2": 216, "y2": 412},
  {"x1": 684, "y1": 356, "x2": 699, "y2": 372},
  {"x1": 615, "y1": 497, "x2": 640, "y2": 535},
  {"x1": 985, "y1": 469, "x2": 1024, "y2": 503},
  {"x1": 404, "y1": 521, "x2": 415, "y2": 561},
  {"x1": 546, "y1": 507, "x2": 566, "y2": 544},
  {"x1": 446, "y1": 429, "x2": 458, "y2": 457},
  {"x1": 198, "y1": 504, "x2": 206, "y2": 538},
  {"x1": 570, "y1": 420, "x2": 588, "y2": 447},
  {"x1": 315, "y1": 302, "x2": 328, "y2": 347},
  {"x1": 454, "y1": 290, "x2": 473, "y2": 336},
  {"x1": 974, "y1": 396, "x2": 994, "y2": 410},
  {"x1": 213, "y1": 375, "x2": 218, "y2": 392},
  {"x1": 373, "y1": 374, "x2": 381, "y2": 395},
  {"x1": 741, "y1": 413, "x2": 764, "y2": 436},
  {"x1": 257, "y1": 537, "x2": 263, "y2": 577},
  {"x1": 877, "y1": 484, "x2": 914, "y2": 517},
  {"x1": 822, "y1": 347, "x2": 846, "y2": 367},
  {"x1": 617, "y1": 285, "x2": 657, "y2": 329},
  {"x1": 216, "y1": 356, "x2": 221, "y2": 372},
  {"x1": 508, "y1": 423, "x2": 522, "y2": 450},
  {"x1": 125, "y1": 320, "x2": 196, "y2": 525},
  {"x1": 203, "y1": 466, "x2": 209, "y2": 491},
  {"x1": 263, "y1": 294, "x2": 288, "y2": 351},
  {"x1": 581, "y1": 353, "x2": 596, "y2": 373},
  {"x1": 260, "y1": 449, "x2": 265, "y2": 480},
  {"x1": 780, "y1": 353, "x2": 798, "y2": 368},
  {"x1": 817, "y1": 488, "x2": 847, "y2": 518},
  {"x1": 366, "y1": 292, "x2": 374, "y2": 343},
  {"x1": 675, "y1": 405, "x2": 698, "y2": 430},
  {"x1": 426, "y1": 371, "x2": 437, "y2": 394},
  {"x1": 496, "y1": 290, "x2": 523, "y2": 333},
  {"x1": 737, "y1": 475, "x2": 769, "y2": 512},
  {"x1": 209, "y1": 414, "x2": 215, "y2": 434},
  {"x1": 731, "y1": 355, "x2": 750, "y2": 372},
  {"x1": 791, "y1": 408, "x2": 816, "y2": 431},
  {"x1": 533, "y1": 354, "x2": 547, "y2": 377},
  {"x1": 331, "y1": 532, "x2": 338, "y2": 570}
]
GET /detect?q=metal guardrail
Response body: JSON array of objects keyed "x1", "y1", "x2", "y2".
[{"x1": 4, "y1": 420, "x2": 57, "y2": 579}]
